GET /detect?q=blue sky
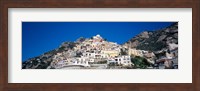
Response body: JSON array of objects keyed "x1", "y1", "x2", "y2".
[{"x1": 22, "y1": 22, "x2": 175, "y2": 61}]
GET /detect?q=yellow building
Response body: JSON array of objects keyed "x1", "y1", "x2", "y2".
[
  {"x1": 128, "y1": 48, "x2": 143, "y2": 57},
  {"x1": 101, "y1": 50, "x2": 120, "y2": 57}
]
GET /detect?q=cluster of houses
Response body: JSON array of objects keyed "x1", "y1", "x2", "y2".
[
  {"x1": 154, "y1": 43, "x2": 178, "y2": 69},
  {"x1": 49, "y1": 34, "x2": 177, "y2": 69}
]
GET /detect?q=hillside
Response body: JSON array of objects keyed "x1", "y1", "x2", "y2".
[
  {"x1": 123, "y1": 23, "x2": 178, "y2": 52},
  {"x1": 22, "y1": 23, "x2": 178, "y2": 69}
]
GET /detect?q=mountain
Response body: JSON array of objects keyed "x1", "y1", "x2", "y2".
[{"x1": 123, "y1": 22, "x2": 178, "y2": 52}]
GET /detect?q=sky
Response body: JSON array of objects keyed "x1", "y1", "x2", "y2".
[{"x1": 22, "y1": 22, "x2": 175, "y2": 61}]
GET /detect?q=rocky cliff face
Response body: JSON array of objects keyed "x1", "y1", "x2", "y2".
[{"x1": 124, "y1": 23, "x2": 178, "y2": 52}]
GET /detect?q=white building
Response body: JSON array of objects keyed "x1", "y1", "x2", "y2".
[
  {"x1": 82, "y1": 52, "x2": 109, "y2": 59},
  {"x1": 76, "y1": 57, "x2": 89, "y2": 65},
  {"x1": 82, "y1": 52, "x2": 95, "y2": 58},
  {"x1": 108, "y1": 55, "x2": 132, "y2": 66},
  {"x1": 69, "y1": 57, "x2": 90, "y2": 67}
]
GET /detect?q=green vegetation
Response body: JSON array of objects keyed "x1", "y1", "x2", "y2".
[
  {"x1": 136, "y1": 41, "x2": 166, "y2": 51},
  {"x1": 75, "y1": 52, "x2": 82, "y2": 57},
  {"x1": 120, "y1": 49, "x2": 128, "y2": 55},
  {"x1": 108, "y1": 62, "x2": 116, "y2": 66},
  {"x1": 77, "y1": 37, "x2": 86, "y2": 42},
  {"x1": 97, "y1": 60, "x2": 107, "y2": 64},
  {"x1": 131, "y1": 56, "x2": 150, "y2": 69}
]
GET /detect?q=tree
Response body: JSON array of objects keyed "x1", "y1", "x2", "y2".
[
  {"x1": 120, "y1": 49, "x2": 128, "y2": 55},
  {"x1": 97, "y1": 60, "x2": 107, "y2": 64},
  {"x1": 131, "y1": 56, "x2": 150, "y2": 69},
  {"x1": 77, "y1": 37, "x2": 85, "y2": 42},
  {"x1": 75, "y1": 52, "x2": 82, "y2": 57}
]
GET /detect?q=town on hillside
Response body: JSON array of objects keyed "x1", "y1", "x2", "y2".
[
  {"x1": 22, "y1": 23, "x2": 178, "y2": 69},
  {"x1": 47, "y1": 34, "x2": 177, "y2": 69}
]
